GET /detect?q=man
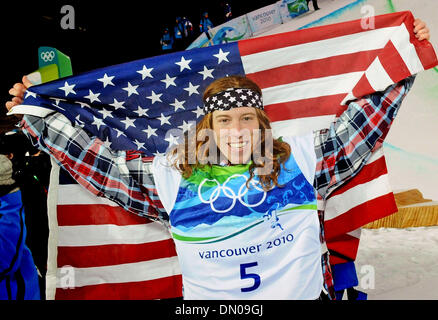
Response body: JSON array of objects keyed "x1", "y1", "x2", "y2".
[{"x1": 5, "y1": 19, "x2": 431, "y2": 299}]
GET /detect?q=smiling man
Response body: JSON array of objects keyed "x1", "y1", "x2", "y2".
[{"x1": 213, "y1": 107, "x2": 259, "y2": 165}]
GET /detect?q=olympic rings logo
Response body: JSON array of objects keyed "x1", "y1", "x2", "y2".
[
  {"x1": 198, "y1": 174, "x2": 266, "y2": 213},
  {"x1": 40, "y1": 50, "x2": 55, "y2": 62}
]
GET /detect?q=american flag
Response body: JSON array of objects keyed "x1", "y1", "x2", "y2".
[
  {"x1": 46, "y1": 164, "x2": 182, "y2": 299},
  {"x1": 14, "y1": 11, "x2": 437, "y2": 298}
]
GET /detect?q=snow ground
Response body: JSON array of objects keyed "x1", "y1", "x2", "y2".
[{"x1": 355, "y1": 226, "x2": 438, "y2": 299}]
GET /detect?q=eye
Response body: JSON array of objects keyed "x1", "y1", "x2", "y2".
[
  {"x1": 218, "y1": 118, "x2": 229, "y2": 124},
  {"x1": 242, "y1": 116, "x2": 254, "y2": 121}
]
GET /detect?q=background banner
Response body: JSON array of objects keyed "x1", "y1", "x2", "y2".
[
  {"x1": 206, "y1": 14, "x2": 253, "y2": 46},
  {"x1": 247, "y1": 3, "x2": 283, "y2": 36},
  {"x1": 187, "y1": 0, "x2": 310, "y2": 49},
  {"x1": 277, "y1": 0, "x2": 310, "y2": 23},
  {"x1": 186, "y1": 32, "x2": 211, "y2": 50}
]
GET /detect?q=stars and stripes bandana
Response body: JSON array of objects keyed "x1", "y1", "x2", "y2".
[{"x1": 203, "y1": 88, "x2": 263, "y2": 114}]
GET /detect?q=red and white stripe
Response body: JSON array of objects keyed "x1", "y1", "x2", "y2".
[
  {"x1": 46, "y1": 161, "x2": 182, "y2": 300},
  {"x1": 239, "y1": 11, "x2": 431, "y2": 134}
]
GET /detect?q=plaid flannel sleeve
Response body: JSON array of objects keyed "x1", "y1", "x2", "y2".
[
  {"x1": 20, "y1": 113, "x2": 168, "y2": 222},
  {"x1": 313, "y1": 75, "x2": 416, "y2": 199}
]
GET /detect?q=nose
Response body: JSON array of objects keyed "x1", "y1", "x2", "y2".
[
  {"x1": 230, "y1": 122, "x2": 242, "y2": 134},
  {"x1": 225, "y1": 127, "x2": 252, "y2": 142}
]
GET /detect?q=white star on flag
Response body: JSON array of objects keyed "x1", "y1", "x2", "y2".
[
  {"x1": 92, "y1": 116, "x2": 105, "y2": 130},
  {"x1": 192, "y1": 106, "x2": 204, "y2": 119},
  {"x1": 170, "y1": 98, "x2": 185, "y2": 111},
  {"x1": 143, "y1": 125, "x2": 158, "y2": 138},
  {"x1": 146, "y1": 90, "x2": 162, "y2": 104},
  {"x1": 178, "y1": 120, "x2": 194, "y2": 132},
  {"x1": 165, "y1": 133, "x2": 180, "y2": 147},
  {"x1": 59, "y1": 81, "x2": 76, "y2": 96},
  {"x1": 198, "y1": 66, "x2": 214, "y2": 80},
  {"x1": 122, "y1": 82, "x2": 139, "y2": 97},
  {"x1": 161, "y1": 74, "x2": 177, "y2": 88},
  {"x1": 109, "y1": 98, "x2": 125, "y2": 110},
  {"x1": 97, "y1": 73, "x2": 115, "y2": 88},
  {"x1": 213, "y1": 49, "x2": 230, "y2": 64},
  {"x1": 175, "y1": 56, "x2": 192, "y2": 72},
  {"x1": 120, "y1": 117, "x2": 136, "y2": 129},
  {"x1": 137, "y1": 65, "x2": 154, "y2": 80},
  {"x1": 158, "y1": 113, "x2": 171, "y2": 126},
  {"x1": 98, "y1": 107, "x2": 114, "y2": 119},
  {"x1": 133, "y1": 106, "x2": 149, "y2": 117},
  {"x1": 114, "y1": 128, "x2": 126, "y2": 138},
  {"x1": 84, "y1": 90, "x2": 101, "y2": 103},
  {"x1": 184, "y1": 82, "x2": 200, "y2": 96},
  {"x1": 24, "y1": 91, "x2": 37, "y2": 99},
  {"x1": 133, "y1": 139, "x2": 145, "y2": 149}
]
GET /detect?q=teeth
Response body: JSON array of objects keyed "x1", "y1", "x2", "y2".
[{"x1": 229, "y1": 142, "x2": 248, "y2": 148}]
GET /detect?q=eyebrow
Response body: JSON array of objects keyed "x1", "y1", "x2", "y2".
[
  {"x1": 214, "y1": 112, "x2": 256, "y2": 119},
  {"x1": 240, "y1": 113, "x2": 256, "y2": 117}
]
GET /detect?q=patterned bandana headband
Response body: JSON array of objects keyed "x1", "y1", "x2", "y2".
[{"x1": 203, "y1": 88, "x2": 263, "y2": 114}]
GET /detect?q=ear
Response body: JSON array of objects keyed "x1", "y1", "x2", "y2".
[{"x1": 6, "y1": 153, "x2": 14, "y2": 160}]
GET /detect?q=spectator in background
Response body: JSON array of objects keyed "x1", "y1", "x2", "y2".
[
  {"x1": 0, "y1": 130, "x2": 50, "y2": 300},
  {"x1": 160, "y1": 27, "x2": 174, "y2": 52},
  {"x1": 173, "y1": 16, "x2": 194, "y2": 51},
  {"x1": 307, "y1": 0, "x2": 320, "y2": 11},
  {"x1": 199, "y1": 11, "x2": 214, "y2": 34},
  {"x1": 174, "y1": 17, "x2": 185, "y2": 51},
  {"x1": 0, "y1": 152, "x2": 40, "y2": 300},
  {"x1": 223, "y1": 2, "x2": 232, "y2": 21},
  {"x1": 182, "y1": 17, "x2": 194, "y2": 38},
  {"x1": 182, "y1": 16, "x2": 194, "y2": 48}
]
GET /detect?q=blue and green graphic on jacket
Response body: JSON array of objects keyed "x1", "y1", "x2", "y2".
[{"x1": 169, "y1": 154, "x2": 317, "y2": 243}]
